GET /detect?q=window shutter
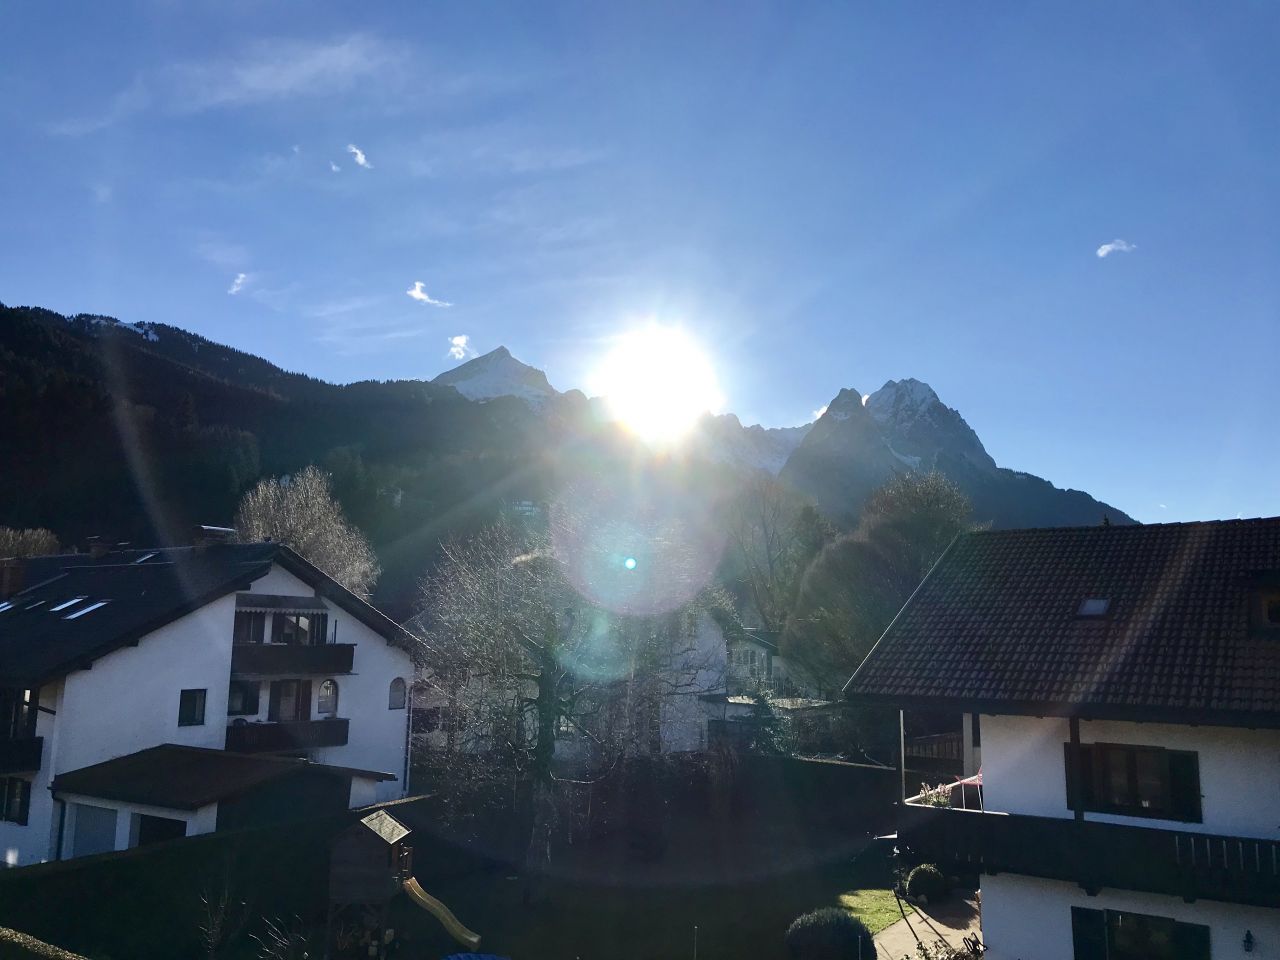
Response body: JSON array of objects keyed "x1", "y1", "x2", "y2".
[
  {"x1": 1064, "y1": 743, "x2": 1096, "y2": 811},
  {"x1": 1168, "y1": 751, "x2": 1203, "y2": 822},
  {"x1": 15, "y1": 779, "x2": 30, "y2": 826},
  {"x1": 300, "y1": 680, "x2": 312, "y2": 721},
  {"x1": 268, "y1": 681, "x2": 283, "y2": 722},
  {"x1": 1173, "y1": 920, "x2": 1211, "y2": 960},
  {"x1": 1071, "y1": 907, "x2": 1106, "y2": 960}
]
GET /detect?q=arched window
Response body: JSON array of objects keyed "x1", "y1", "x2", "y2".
[
  {"x1": 388, "y1": 677, "x2": 406, "y2": 710},
  {"x1": 317, "y1": 680, "x2": 338, "y2": 716}
]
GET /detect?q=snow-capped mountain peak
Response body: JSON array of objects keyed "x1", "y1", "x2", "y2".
[
  {"x1": 865, "y1": 378, "x2": 940, "y2": 427},
  {"x1": 431, "y1": 346, "x2": 558, "y2": 408}
]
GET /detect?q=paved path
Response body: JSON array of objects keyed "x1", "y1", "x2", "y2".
[{"x1": 873, "y1": 895, "x2": 981, "y2": 959}]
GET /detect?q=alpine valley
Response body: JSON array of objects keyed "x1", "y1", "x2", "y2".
[{"x1": 0, "y1": 303, "x2": 1133, "y2": 616}]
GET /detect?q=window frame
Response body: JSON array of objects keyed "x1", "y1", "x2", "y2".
[
  {"x1": 177, "y1": 688, "x2": 207, "y2": 727},
  {"x1": 1064, "y1": 741, "x2": 1202, "y2": 822},
  {"x1": 0, "y1": 777, "x2": 31, "y2": 826},
  {"x1": 226, "y1": 680, "x2": 260, "y2": 717},
  {"x1": 317, "y1": 679, "x2": 339, "y2": 717},
  {"x1": 388, "y1": 677, "x2": 407, "y2": 710}
]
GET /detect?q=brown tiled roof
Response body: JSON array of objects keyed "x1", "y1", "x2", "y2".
[
  {"x1": 844, "y1": 517, "x2": 1280, "y2": 728},
  {"x1": 51, "y1": 744, "x2": 394, "y2": 809}
]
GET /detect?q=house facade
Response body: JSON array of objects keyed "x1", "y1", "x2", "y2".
[
  {"x1": 846, "y1": 518, "x2": 1280, "y2": 960},
  {"x1": 0, "y1": 535, "x2": 415, "y2": 865}
]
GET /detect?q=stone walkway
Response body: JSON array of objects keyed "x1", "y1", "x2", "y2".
[{"x1": 873, "y1": 894, "x2": 981, "y2": 959}]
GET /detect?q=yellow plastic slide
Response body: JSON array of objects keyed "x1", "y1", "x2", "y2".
[{"x1": 401, "y1": 877, "x2": 482, "y2": 950}]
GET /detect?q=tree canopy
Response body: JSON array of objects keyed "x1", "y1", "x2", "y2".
[{"x1": 234, "y1": 466, "x2": 380, "y2": 599}]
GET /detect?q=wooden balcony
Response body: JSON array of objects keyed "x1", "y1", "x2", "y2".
[
  {"x1": 230, "y1": 643, "x2": 355, "y2": 676},
  {"x1": 225, "y1": 718, "x2": 349, "y2": 753},
  {"x1": 0, "y1": 737, "x2": 42, "y2": 774},
  {"x1": 899, "y1": 803, "x2": 1280, "y2": 909}
]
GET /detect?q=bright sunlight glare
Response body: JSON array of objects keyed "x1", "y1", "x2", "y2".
[{"x1": 590, "y1": 325, "x2": 725, "y2": 444}]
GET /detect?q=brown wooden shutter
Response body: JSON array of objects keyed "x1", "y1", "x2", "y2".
[
  {"x1": 300, "y1": 680, "x2": 312, "y2": 721},
  {"x1": 268, "y1": 681, "x2": 283, "y2": 722},
  {"x1": 1071, "y1": 907, "x2": 1105, "y2": 960},
  {"x1": 1064, "y1": 742, "x2": 1096, "y2": 812},
  {"x1": 1168, "y1": 750, "x2": 1203, "y2": 822}
]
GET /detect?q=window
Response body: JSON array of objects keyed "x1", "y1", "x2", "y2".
[
  {"x1": 49, "y1": 597, "x2": 86, "y2": 612},
  {"x1": 1064, "y1": 742, "x2": 1201, "y2": 821},
  {"x1": 388, "y1": 677, "x2": 407, "y2": 710},
  {"x1": 0, "y1": 777, "x2": 31, "y2": 826},
  {"x1": 268, "y1": 679, "x2": 309, "y2": 722},
  {"x1": 233, "y1": 611, "x2": 266, "y2": 644},
  {"x1": 1071, "y1": 907, "x2": 1209, "y2": 960},
  {"x1": 227, "y1": 680, "x2": 260, "y2": 717},
  {"x1": 271, "y1": 612, "x2": 327, "y2": 645},
  {"x1": 64, "y1": 600, "x2": 109, "y2": 620},
  {"x1": 970, "y1": 713, "x2": 981, "y2": 749},
  {"x1": 1077, "y1": 597, "x2": 1110, "y2": 617},
  {"x1": 178, "y1": 688, "x2": 207, "y2": 726},
  {"x1": 317, "y1": 679, "x2": 338, "y2": 716}
]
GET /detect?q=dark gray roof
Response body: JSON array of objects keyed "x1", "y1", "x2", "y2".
[
  {"x1": 52, "y1": 744, "x2": 393, "y2": 809},
  {"x1": 0, "y1": 543, "x2": 415, "y2": 686},
  {"x1": 844, "y1": 517, "x2": 1280, "y2": 728}
]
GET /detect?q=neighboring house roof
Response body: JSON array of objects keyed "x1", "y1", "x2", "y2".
[
  {"x1": 844, "y1": 517, "x2": 1280, "y2": 729},
  {"x1": 51, "y1": 744, "x2": 394, "y2": 810},
  {"x1": 358, "y1": 808, "x2": 412, "y2": 845},
  {"x1": 0, "y1": 543, "x2": 416, "y2": 686},
  {"x1": 737, "y1": 629, "x2": 780, "y2": 654}
]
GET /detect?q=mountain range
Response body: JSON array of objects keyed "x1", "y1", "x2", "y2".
[{"x1": 0, "y1": 302, "x2": 1133, "y2": 614}]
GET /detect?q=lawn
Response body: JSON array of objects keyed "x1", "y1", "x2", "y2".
[{"x1": 392, "y1": 838, "x2": 904, "y2": 959}]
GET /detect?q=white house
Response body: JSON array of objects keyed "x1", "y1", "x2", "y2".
[
  {"x1": 846, "y1": 517, "x2": 1280, "y2": 960},
  {"x1": 0, "y1": 531, "x2": 415, "y2": 865}
]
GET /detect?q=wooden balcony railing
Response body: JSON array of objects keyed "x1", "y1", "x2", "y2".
[
  {"x1": 899, "y1": 803, "x2": 1280, "y2": 909},
  {"x1": 230, "y1": 643, "x2": 355, "y2": 676},
  {"x1": 225, "y1": 718, "x2": 349, "y2": 753},
  {"x1": 0, "y1": 737, "x2": 42, "y2": 774}
]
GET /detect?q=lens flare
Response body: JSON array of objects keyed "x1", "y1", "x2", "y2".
[{"x1": 588, "y1": 324, "x2": 724, "y2": 444}]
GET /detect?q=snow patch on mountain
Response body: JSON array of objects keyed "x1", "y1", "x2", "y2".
[
  {"x1": 866, "y1": 378, "x2": 939, "y2": 427},
  {"x1": 431, "y1": 346, "x2": 558, "y2": 408},
  {"x1": 697, "y1": 414, "x2": 812, "y2": 474}
]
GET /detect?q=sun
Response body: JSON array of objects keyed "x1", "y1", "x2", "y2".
[{"x1": 590, "y1": 325, "x2": 725, "y2": 444}]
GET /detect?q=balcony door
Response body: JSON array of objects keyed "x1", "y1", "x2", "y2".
[{"x1": 267, "y1": 680, "x2": 311, "y2": 723}]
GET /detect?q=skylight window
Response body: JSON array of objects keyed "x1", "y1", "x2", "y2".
[
  {"x1": 0, "y1": 602, "x2": 13, "y2": 614},
  {"x1": 23, "y1": 601, "x2": 46, "y2": 610},
  {"x1": 63, "y1": 600, "x2": 109, "y2": 620},
  {"x1": 133, "y1": 552, "x2": 157, "y2": 564},
  {"x1": 49, "y1": 597, "x2": 87, "y2": 612},
  {"x1": 1078, "y1": 598, "x2": 1111, "y2": 617}
]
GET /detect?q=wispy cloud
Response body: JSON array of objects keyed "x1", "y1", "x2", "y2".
[
  {"x1": 1096, "y1": 238, "x2": 1137, "y2": 258},
  {"x1": 346, "y1": 143, "x2": 372, "y2": 169},
  {"x1": 227, "y1": 273, "x2": 248, "y2": 295},
  {"x1": 329, "y1": 161, "x2": 341, "y2": 173},
  {"x1": 48, "y1": 34, "x2": 395, "y2": 135},
  {"x1": 448, "y1": 335, "x2": 477, "y2": 360},
  {"x1": 407, "y1": 281, "x2": 452, "y2": 307},
  {"x1": 812, "y1": 405, "x2": 828, "y2": 420}
]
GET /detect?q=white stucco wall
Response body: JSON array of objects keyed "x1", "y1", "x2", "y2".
[
  {"x1": 55, "y1": 595, "x2": 237, "y2": 775},
  {"x1": 247, "y1": 567, "x2": 411, "y2": 801},
  {"x1": 660, "y1": 613, "x2": 727, "y2": 753},
  {"x1": 0, "y1": 683, "x2": 62, "y2": 866},
  {"x1": 981, "y1": 873, "x2": 1280, "y2": 960},
  {"x1": 981, "y1": 714, "x2": 1280, "y2": 839}
]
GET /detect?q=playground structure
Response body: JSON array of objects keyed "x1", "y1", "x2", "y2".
[{"x1": 325, "y1": 809, "x2": 481, "y2": 959}]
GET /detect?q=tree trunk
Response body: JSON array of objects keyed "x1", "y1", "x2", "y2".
[{"x1": 522, "y1": 667, "x2": 559, "y2": 905}]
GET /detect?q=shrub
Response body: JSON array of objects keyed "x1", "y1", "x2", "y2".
[
  {"x1": 905, "y1": 864, "x2": 948, "y2": 902},
  {"x1": 785, "y1": 908, "x2": 876, "y2": 960}
]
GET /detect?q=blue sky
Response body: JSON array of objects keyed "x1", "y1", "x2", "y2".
[{"x1": 3, "y1": 3, "x2": 1278, "y2": 525}]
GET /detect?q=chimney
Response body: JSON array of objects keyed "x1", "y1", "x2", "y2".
[
  {"x1": 0, "y1": 560, "x2": 23, "y2": 600},
  {"x1": 192, "y1": 525, "x2": 237, "y2": 550},
  {"x1": 85, "y1": 536, "x2": 109, "y2": 560}
]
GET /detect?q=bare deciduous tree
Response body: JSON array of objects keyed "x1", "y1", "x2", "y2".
[
  {"x1": 234, "y1": 465, "x2": 380, "y2": 599},
  {"x1": 0, "y1": 527, "x2": 60, "y2": 558},
  {"x1": 415, "y1": 518, "x2": 725, "y2": 886}
]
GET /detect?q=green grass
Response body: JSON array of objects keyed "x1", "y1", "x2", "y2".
[
  {"x1": 836, "y1": 887, "x2": 911, "y2": 935},
  {"x1": 391, "y1": 841, "x2": 903, "y2": 959}
]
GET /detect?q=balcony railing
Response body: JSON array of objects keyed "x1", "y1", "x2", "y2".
[
  {"x1": 899, "y1": 803, "x2": 1280, "y2": 909},
  {"x1": 230, "y1": 643, "x2": 355, "y2": 676},
  {"x1": 225, "y1": 718, "x2": 349, "y2": 753},
  {"x1": 0, "y1": 737, "x2": 42, "y2": 774}
]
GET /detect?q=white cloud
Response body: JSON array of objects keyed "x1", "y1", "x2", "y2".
[
  {"x1": 228, "y1": 273, "x2": 248, "y2": 295},
  {"x1": 329, "y1": 161, "x2": 341, "y2": 173},
  {"x1": 448, "y1": 335, "x2": 477, "y2": 360},
  {"x1": 1096, "y1": 238, "x2": 1137, "y2": 258},
  {"x1": 48, "y1": 35, "x2": 394, "y2": 134},
  {"x1": 406, "y1": 281, "x2": 452, "y2": 307},
  {"x1": 812, "y1": 405, "x2": 828, "y2": 420},
  {"x1": 347, "y1": 143, "x2": 372, "y2": 169}
]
